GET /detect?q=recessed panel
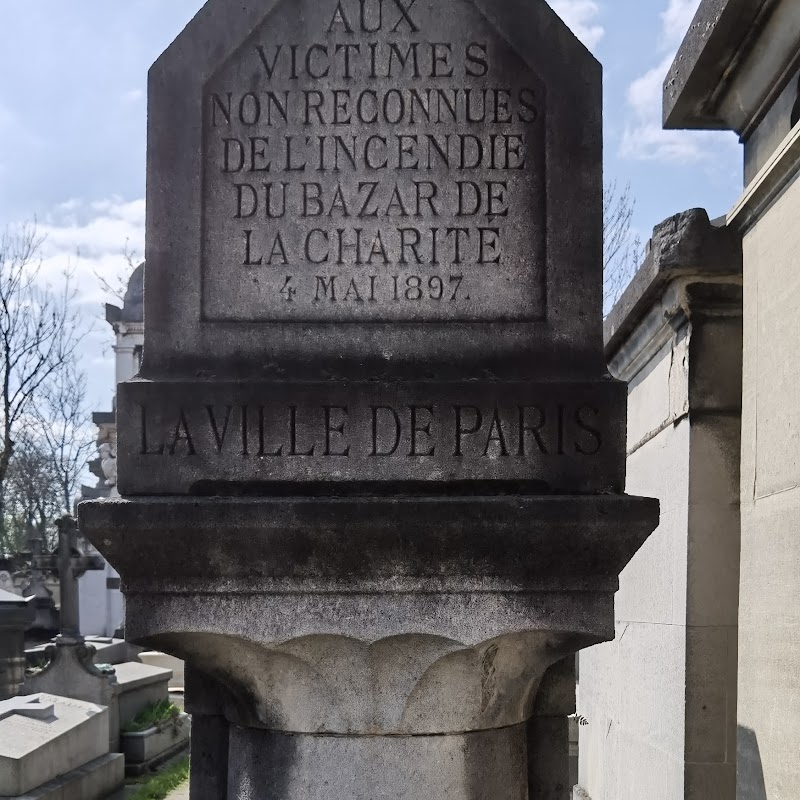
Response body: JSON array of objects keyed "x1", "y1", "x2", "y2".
[{"x1": 201, "y1": 0, "x2": 546, "y2": 322}]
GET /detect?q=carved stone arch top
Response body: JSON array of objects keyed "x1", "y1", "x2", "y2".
[{"x1": 145, "y1": 0, "x2": 603, "y2": 378}]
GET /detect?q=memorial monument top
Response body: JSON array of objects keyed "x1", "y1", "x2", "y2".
[
  {"x1": 117, "y1": 0, "x2": 617, "y2": 494},
  {"x1": 144, "y1": 0, "x2": 602, "y2": 379}
]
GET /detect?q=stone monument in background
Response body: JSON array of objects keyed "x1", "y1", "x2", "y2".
[{"x1": 81, "y1": 0, "x2": 659, "y2": 797}]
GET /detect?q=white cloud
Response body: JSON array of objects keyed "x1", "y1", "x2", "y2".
[
  {"x1": 660, "y1": 0, "x2": 701, "y2": 49},
  {"x1": 549, "y1": 0, "x2": 605, "y2": 50},
  {"x1": 57, "y1": 198, "x2": 82, "y2": 213},
  {"x1": 620, "y1": 1, "x2": 736, "y2": 164},
  {"x1": 1, "y1": 197, "x2": 144, "y2": 421},
  {"x1": 34, "y1": 197, "x2": 145, "y2": 307}
]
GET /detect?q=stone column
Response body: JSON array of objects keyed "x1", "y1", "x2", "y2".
[{"x1": 55, "y1": 516, "x2": 82, "y2": 646}]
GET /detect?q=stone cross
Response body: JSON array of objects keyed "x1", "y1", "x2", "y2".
[
  {"x1": 0, "y1": 694, "x2": 55, "y2": 722},
  {"x1": 31, "y1": 516, "x2": 104, "y2": 645}
]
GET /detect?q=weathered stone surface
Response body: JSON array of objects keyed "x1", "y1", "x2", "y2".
[
  {"x1": 118, "y1": 378, "x2": 625, "y2": 494},
  {"x1": 0, "y1": 694, "x2": 109, "y2": 797},
  {"x1": 202, "y1": 0, "x2": 547, "y2": 325},
  {"x1": 113, "y1": 661, "x2": 172, "y2": 730},
  {"x1": 137, "y1": 651, "x2": 185, "y2": 690},
  {"x1": 603, "y1": 208, "x2": 742, "y2": 359},
  {"x1": 577, "y1": 210, "x2": 742, "y2": 800},
  {"x1": 145, "y1": 0, "x2": 602, "y2": 378},
  {"x1": 81, "y1": 494, "x2": 656, "y2": 737},
  {"x1": 12, "y1": 753, "x2": 125, "y2": 800},
  {"x1": 662, "y1": 0, "x2": 755, "y2": 129},
  {"x1": 23, "y1": 647, "x2": 173, "y2": 754},
  {"x1": 0, "y1": 589, "x2": 35, "y2": 700},
  {"x1": 83, "y1": 495, "x2": 656, "y2": 596},
  {"x1": 738, "y1": 164, "x2": 800, "y2": 800},
  {"x1": 81, "y1": 0, "x2": 660, "y2": 796},
  {"x1": 227, "y1": 724, "x2": 528, "y2": 800},
  {"x1": 117, "y1": 0, "x2": 614, "y2": 495},
  {"x1": 120, "y1": 712, "x2": 191, "y2": 770},
  {"x1": 23, "y1": 644, "x2": 120, "y2": 752},
  {"x1": 663, "y1": 0, "x2": 800, "y2": 139}
]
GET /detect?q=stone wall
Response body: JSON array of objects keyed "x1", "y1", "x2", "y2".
[
  {"x1": 736, "y1": 169, "x2": 800, "y2": 800},
  {"x1": 576, "y1": 210, "x2": 742, "y2": 800}
]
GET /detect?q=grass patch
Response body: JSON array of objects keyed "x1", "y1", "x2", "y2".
[
  {"x1": 124, "y1": 699, "x2": 181, "y2": 733},
  {"x1": 129, "y1": 756, "x2": 189, "y2": 800}
]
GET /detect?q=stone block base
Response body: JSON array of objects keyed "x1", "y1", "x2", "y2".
[{"x1": 6, "y1": 753, "x2": 124, "y2": 800}]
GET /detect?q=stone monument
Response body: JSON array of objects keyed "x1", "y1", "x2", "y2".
[
  {"x1": 0, "y1": 589, "x2": 34, "y2": 700},
  {"x1": 24, "y1": 517, "x2": 176, "y2": 754},
  {"x1": 0, "y1": 693, "x2": 124, "y2": 800},
  {"x1": 20, "y1": 536, "x2": 60, "y2": 641},
  {"x1": 81, "y1": 0, "x2": 659, "y2": 797}
]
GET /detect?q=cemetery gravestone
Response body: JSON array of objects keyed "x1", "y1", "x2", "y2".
[
  {"x1": 81, "y1": 0, "x2": 659, "y2": 798},
  {"x1": 0, "y1": 693, "x2": 123, "y2": 799},
  {"x1": 21, "y1": 540, "x2": 59, "y2": 641},
  {"x1": 0, "y1": 590, "x2": 34, "y2": 700},
  {"x1": 23, "y1": 517, "x2": 173, "y2": 754},
  {"x1": 116, "y1": 0, "x2": 624, "y2": 495}
]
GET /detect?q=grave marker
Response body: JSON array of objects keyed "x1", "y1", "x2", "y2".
[
  {"x1": 115, "y1": 0, "x2": 623, "y2": 497},
  {"x1": 0, "y1": 693, "x2": 117, "y2": 798},
  {"x1": 0, "y1": 592, "x2": 35, "y2": 700},
  {"x1": 81, "y1": 0, "x2": 659, "y2": 797}
]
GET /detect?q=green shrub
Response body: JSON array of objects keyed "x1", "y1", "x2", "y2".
[{"x1": 124, "y1": 699, "x2": 181, "y2": 733}]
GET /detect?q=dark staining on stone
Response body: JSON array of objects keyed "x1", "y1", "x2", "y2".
[{"x1": 791, "y1": 73, "x2": 800, "y2": 129}]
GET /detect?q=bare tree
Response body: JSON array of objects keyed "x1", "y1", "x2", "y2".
[
  {"x1": 34, "y1": 356, "x2": 94, "y2": 514},
  {"x1": 2, "y1": 433, "x2": 61, "y2": 553},
  {"x1": 0, "y1": 223, "x2": 85, "y2": 538},
  {"x1": 603, "y1": 181, "x2": 642, "y2": 314},
  {"x1": 94, "y1": 239, "x2": 139, "y2": 304}
]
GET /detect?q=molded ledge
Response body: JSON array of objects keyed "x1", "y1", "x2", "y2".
[
  {"x1": 80, "y1": 493, "x2": 656, "y2": 735},
  {"x1": 79, "y1": 494, "x2": 658, "y2": 595},
  {"x1": 604, "y1": 209, "x2": 742, "y2": 361}
]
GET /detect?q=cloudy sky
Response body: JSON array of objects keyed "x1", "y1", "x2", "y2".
[{"x1": 0, "y1": 0, "x2": 741, "y2": 418}]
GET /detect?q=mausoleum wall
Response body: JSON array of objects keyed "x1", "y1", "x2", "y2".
[
  {"x1": 735, "y1": 167, "x2": 800, "y2": 800},
  {"x1": 577, "y1": 210, "x2": 743, "y2": 800}
]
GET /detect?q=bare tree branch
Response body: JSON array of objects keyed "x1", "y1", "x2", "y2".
[
  {"x1": 2, "y1": 433, "x2": 61, "y2": 553},
  {"x1": 94, "y1": 239, "x2": 138, "y2": 304},
  {"x1": 603, "y1": 181, "x2": 643, "y2": 315},
  {"x1": 33, "y1": 356, "x2": 94, "y2": 514},
  {"x1": 0, "y1": 222, "x2": 88, "y2": 543}
]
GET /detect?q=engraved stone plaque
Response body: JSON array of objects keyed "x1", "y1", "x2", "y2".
[
  {"x1": 146, "y1": 0, "x2": 601, "y2": 374},
  {"x1": 129, "y1": 0, "x2": 611, "y2": 493},
  {"x1": 201, "y1": 0, "x2": 546, "y2": 323},
  {"x1": 117, "y1": 378, "x2": 625, "y2": 494}
]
